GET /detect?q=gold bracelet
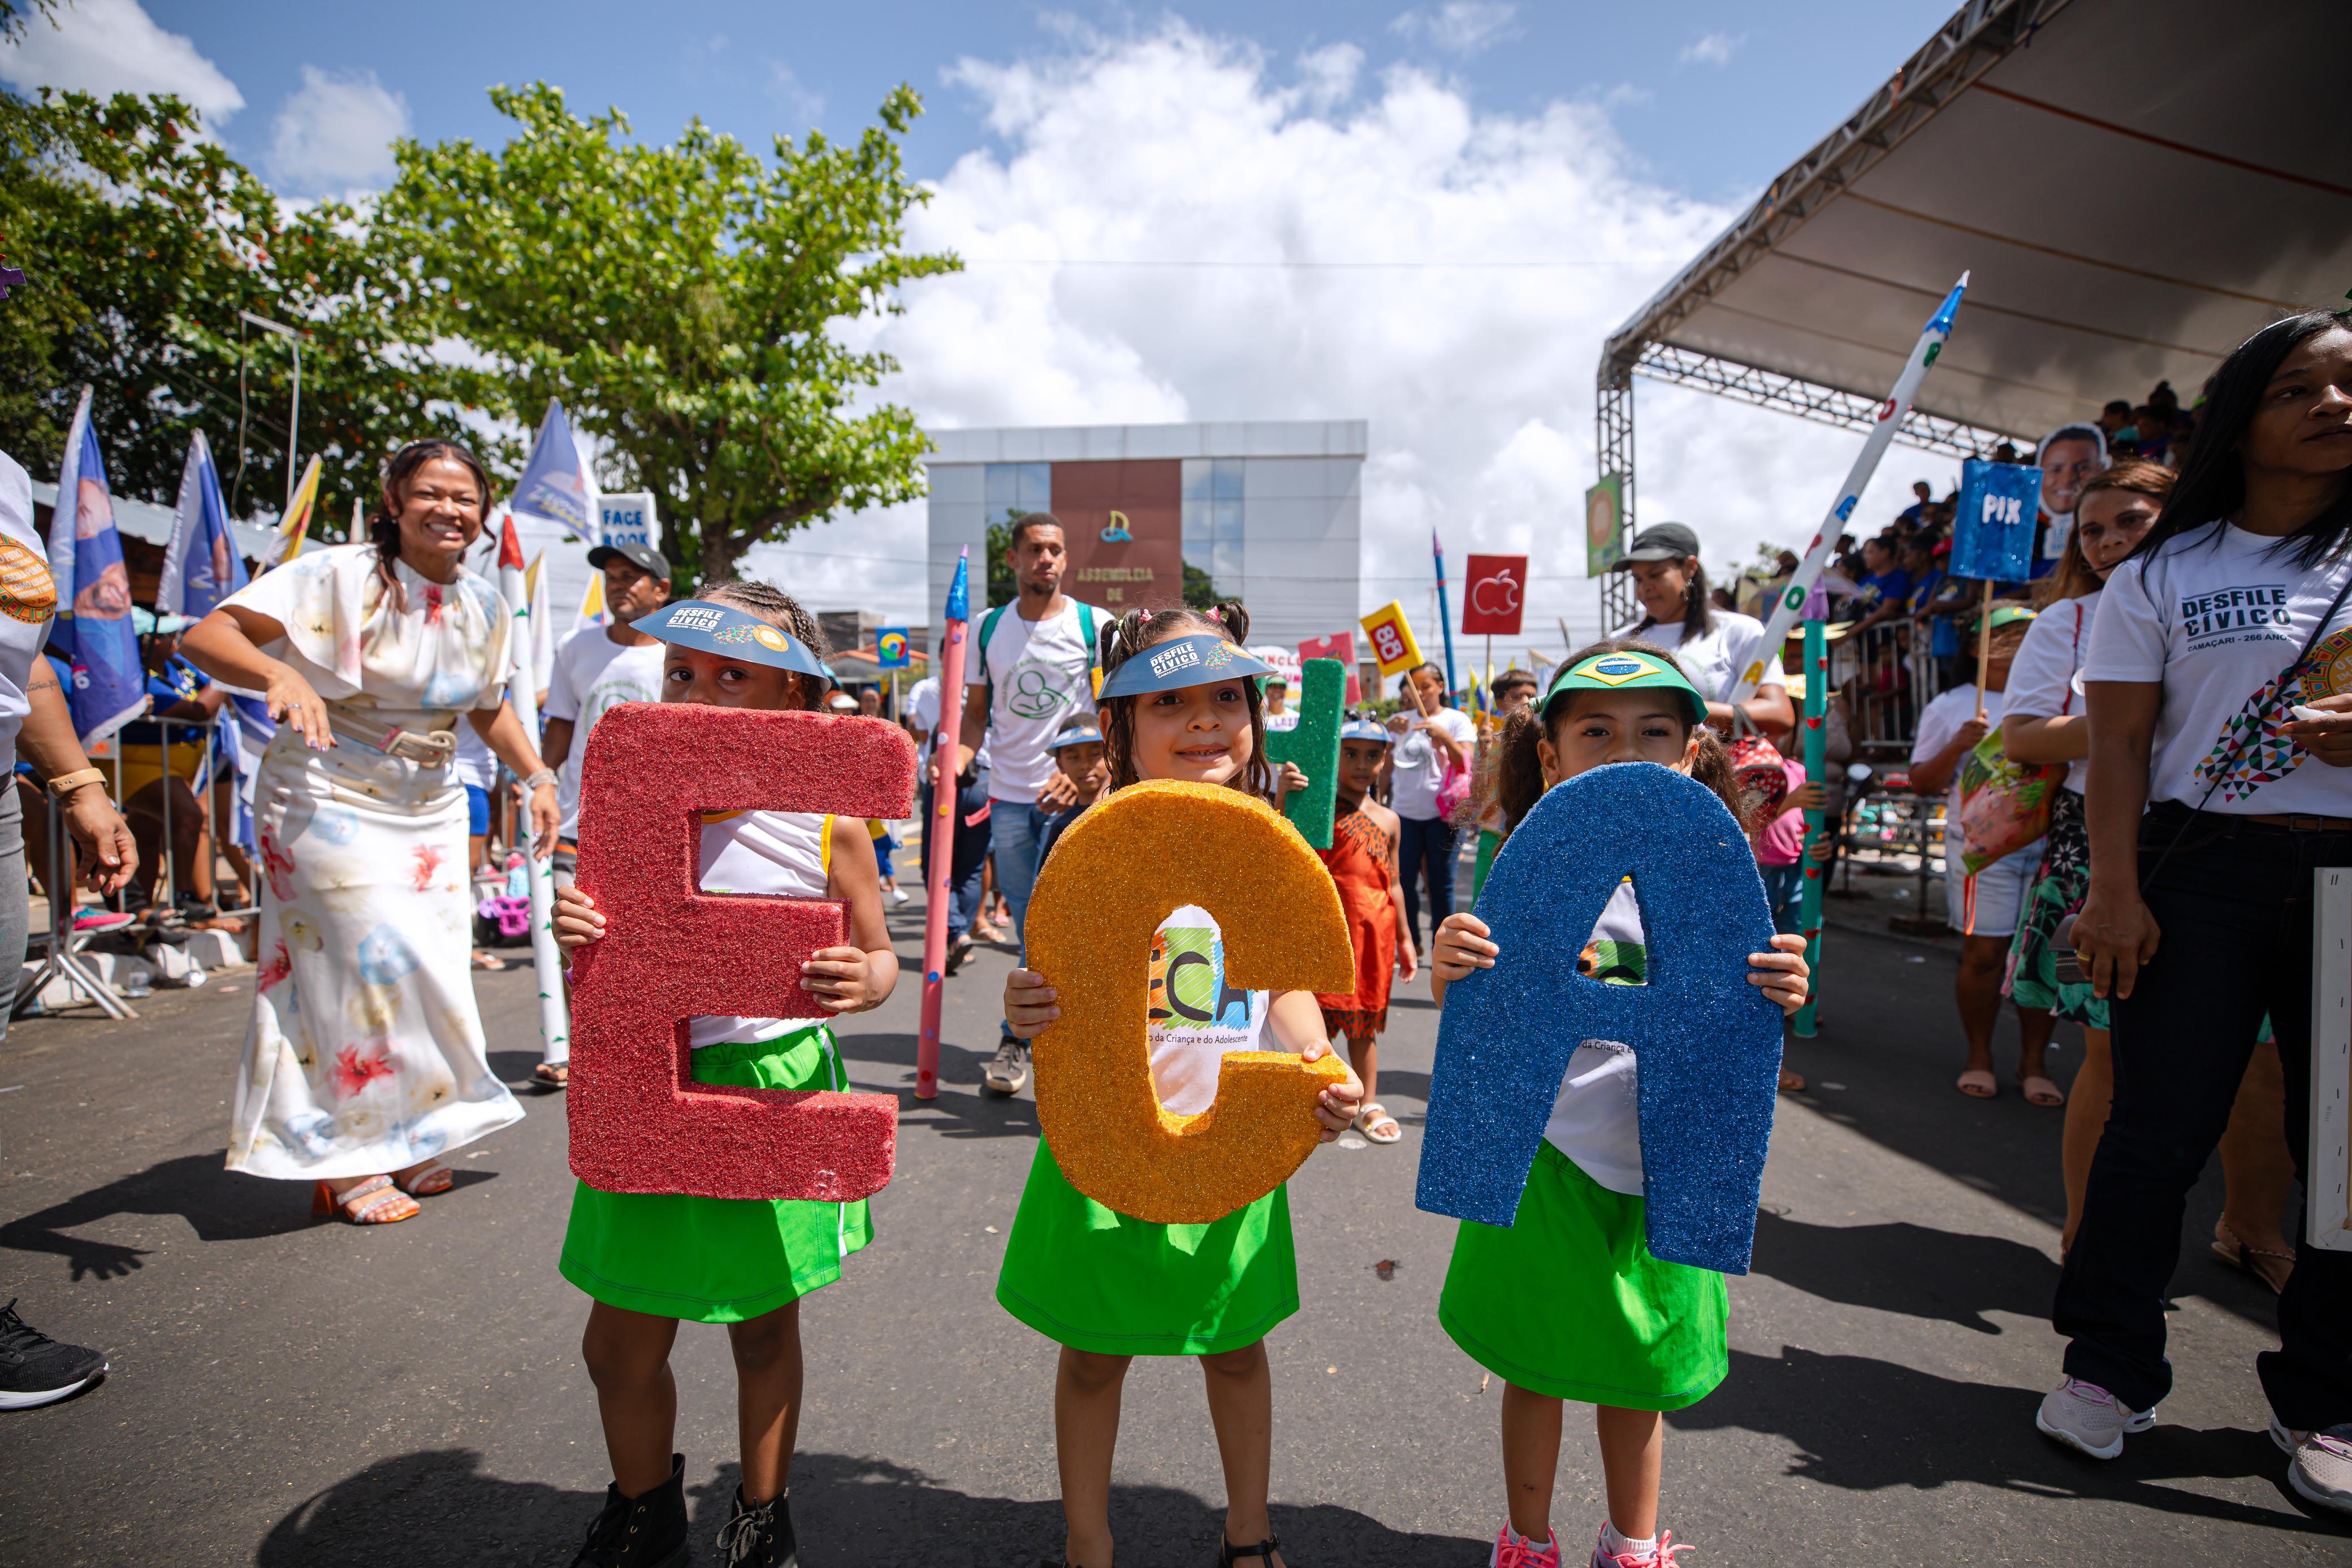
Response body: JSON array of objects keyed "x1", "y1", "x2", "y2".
[{"x1": 44, "y1": 767, "x2": 106, "y2": 799}]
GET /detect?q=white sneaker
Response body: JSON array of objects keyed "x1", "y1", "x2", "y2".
[
  {"x1": 2272, "y1": 1416, "x2": 2352, "y2": 1515},
  {"x1": 888, "y1": 887, "x2": 910, "y2": 905},
  {"x1": 2035, "y1": 1378, "x2": 2152, "y2": 1459}
]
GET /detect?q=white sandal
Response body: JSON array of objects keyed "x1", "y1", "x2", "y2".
[{"x1": 1356, "y1": 1104, "x2": 1403, "y2": 1144}]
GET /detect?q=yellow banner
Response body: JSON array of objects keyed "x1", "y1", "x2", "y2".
[
  {"x1": 273, "y1": 455, "x2": 323, "y2": 565},
  {"x1": 1357, "y1": 601, "x2": 1424, "y2": 679}
]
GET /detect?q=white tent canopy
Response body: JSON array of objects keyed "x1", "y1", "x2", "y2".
[{"x1": 1599, "y1": 0, "x2": 2352, "y2": 466}]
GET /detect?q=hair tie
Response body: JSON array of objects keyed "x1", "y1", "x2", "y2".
[
  {"x1": 1140, "y1": 608, "x2": 1154, "y2": 623},
  {"x1": 1208, "y1": 607, "x2": 1223, "y2": 624}
]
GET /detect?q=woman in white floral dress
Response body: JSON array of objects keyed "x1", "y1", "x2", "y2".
[{"x1": 182, "y1": 441, "x2": 561, "y2": 1224}]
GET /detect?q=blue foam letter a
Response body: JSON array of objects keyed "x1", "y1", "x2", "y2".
[{"x1": 1414, "y1": 763, "x2": 1784, "y2": 1274}]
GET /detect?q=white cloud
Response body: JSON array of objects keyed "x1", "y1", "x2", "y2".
[
  {"x1": 1389, "y1": 2, "x2": 1520, "y2": 57},
  {"x1": 755, "y1": 21, "x2": 1947, "y2": 641},
  {"x1": 1679, "y1": 31, "x2": 1746, "y2": 68},
  {"x1": 0, "y1": 0, "x2": 243, "y2": 127},
  {"x1": 266, "y1": 66, "x2": 409, "y2": 192},
  {"x1": 765, "y1": 60, "x2": 825, "y2": 128}
]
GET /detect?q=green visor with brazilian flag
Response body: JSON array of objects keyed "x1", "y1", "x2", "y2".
[{"x1": 1540, "y1": 648, "x2": 1708, "y2": 727}]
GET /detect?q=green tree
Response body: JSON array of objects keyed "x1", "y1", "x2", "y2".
[
  {"x1": 374, "y1": 83, "x2": 960, "y2": 587},
  {"x1": 985, "y1": 517, "x2": 1016, "y2": 608},
  {"x1": 0, "y1": 89, "x2": 477, "y2": 520}
]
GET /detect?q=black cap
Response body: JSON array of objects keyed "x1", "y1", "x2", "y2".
[
  {"x1": 586, "y1": 542, "x2": 672, "y2": 581},
  {"x1": 1611, "y1": 522, "x2": 1701, "y2": 569}
]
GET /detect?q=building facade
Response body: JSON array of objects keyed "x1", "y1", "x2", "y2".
[{"x1": 924, "y1": 420, "x2": 1365, "y2": 655}]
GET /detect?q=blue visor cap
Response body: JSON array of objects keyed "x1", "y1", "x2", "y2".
[
  {"x1": 639, "y1": 600, "x2": 833, "y2": 686},
  {"x1": 1339, "y1": 718, "x2": 1393, "y2": 746},
  {"x1": 1050, "y1": 724, "x2": 1105, "y2": 751},
  {"x1": 1097, "y1": 633, "x2": 1277, "y2": 700}
]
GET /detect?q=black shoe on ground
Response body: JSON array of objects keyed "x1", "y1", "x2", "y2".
[
  {"x1": 716, "y1": 1485, "x2": 798, "y2": 1566},
  {"x1": 0, "y1": 1298, "x2": 107, "y2": 1410},
  {"x1": 569, "y1": 1452, "x2": 689, "y2": 1568}
]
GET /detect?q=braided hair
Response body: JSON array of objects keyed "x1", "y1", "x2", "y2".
[
  {"x1": 1095, "y1": 600, "x2": 1273, "y2": 798},
  {"x1": 698, "y1": 577, "x2": 831, "y2": 711},
  {"x1": 366, "y1": 440, "x2": 494, "y2": 580}
]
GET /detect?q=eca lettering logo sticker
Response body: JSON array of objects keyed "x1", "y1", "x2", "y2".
[{"x1": 713, "y1": 622, "x2": 791, "y2": 652}]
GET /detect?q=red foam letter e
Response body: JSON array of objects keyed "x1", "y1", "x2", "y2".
[{"x1": 567, "y1": 703, "x2": 916, "y2": 1202}]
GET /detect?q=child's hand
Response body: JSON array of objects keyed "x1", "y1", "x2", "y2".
[
  {"x1": 1396, "y1": 938, "x2": 1419, "y2": 982},
  {"x1": 1749, "y1": 933, "x2": 1811, "y2": 1016},
  {"x1": 802, "y1": 945, "x2": 881, "y2": 1013},
  {"x1": 554, "y1": 886, "x2": 605, "y2": 956},
  {"x1": 1300, "y1": 1037, "x2": 1364, "y2": 1141},
  {"x1": 1004, "y1": 967, "x2": 1058, "y2": 1039},
  {"x1": 1785, "y1": 781, "x2": 1826, "y2": 813},
  {"x1": 1432, "y1": 912, "x2": 1497, "y2": 982},
  {"x1": 1808, "y1": 829, "x2": 1836, "y2": 864},
  {"x1": 1275, "y1": 760, "x2": 1309, "y2": 799}
]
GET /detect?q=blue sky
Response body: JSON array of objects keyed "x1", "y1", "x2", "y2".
[
  {"x1": 8, "y1": 1, "x2": 1968, "y2": 633},
  {"x1": 143, "y1": 0, "x2": 1945, "y2": 204}
]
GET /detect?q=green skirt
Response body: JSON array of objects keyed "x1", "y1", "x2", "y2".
[
  {"x1": 995, "y1": 1140, "x2": 1297, "y2": 1356},
  {"x1": 1440, "y1": 1141, "x2": 1727, "y2": 1411},
  {"x1": 1472, "y1": 827, "x2": 1503, "y2": 903},
  {"x1": 559, "y1": 1028, "x2": 873, "y2": 1324}
]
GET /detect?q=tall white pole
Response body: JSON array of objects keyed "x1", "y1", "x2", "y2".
[
  {"x1": 497, "y1": 517, "x2": 569, "y2": 1069},
  {"x1": 1726, "y1": 272, "x2": 1970, "y2": 704}
]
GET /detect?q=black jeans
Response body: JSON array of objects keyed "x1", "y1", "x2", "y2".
[
  {"x1": 916, "y1": 766, "x2": 992, "y2": 937},
  {"x1": 2052, "y1": 802, "x2": 2352, "y2": 1428},
  {"x1": 1398, "y1": 812, "x2": 1459, "y2": 950}
]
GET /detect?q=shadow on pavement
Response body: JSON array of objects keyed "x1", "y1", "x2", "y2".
[
  {"x1": 258, "y1": 1448, "x2": 1488, "y2": 1567},
  {"x1": 1675, "y1": 1348, "x2": 2349, "y2": 1536},
  {"x1": 1747, "y1": 1211, "x2": 2056, "y2": 1335},
  {"x1": 0, "y1": 1151, "x2": 308, "y2": 1281}
]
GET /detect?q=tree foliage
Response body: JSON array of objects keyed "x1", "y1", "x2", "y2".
[
  {"x1": 374, "y1": 83, "x2": 959, "y2": 586},
  {"x1": 0, "y1": 88, "x2": 473, "y2": 522}
]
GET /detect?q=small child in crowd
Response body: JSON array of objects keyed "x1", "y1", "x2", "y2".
[
  {"x1": 1313, "y1": 716, "x2": 1416, "y2": 1144},
  {"x1": 1431, "y1": 640, "x2": 1810, "y2": 1568},
  {"x1": 550, "y1": 583, "x2": 899, "y2": 1568},
  {"x1": 998, "y1": 602, "x2": 1362, "y2": 1568}
]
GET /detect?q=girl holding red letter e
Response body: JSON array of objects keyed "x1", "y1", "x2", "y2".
[
  {"x1": 1429, "y1": 643, "x2": 1810, "y2": 1568},
  {"x1": 551, "y1": 582, "x2": 898, "y2": 1568},
  {"x1": 998, "y1": 603, "x2": 1361, "y2": 1568}
]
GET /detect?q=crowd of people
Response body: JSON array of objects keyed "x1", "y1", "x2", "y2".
[{"x1": 2, "y1": 310, "x2": 2349, "y2": 1567}]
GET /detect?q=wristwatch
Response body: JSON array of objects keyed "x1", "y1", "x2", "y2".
[
  {"x1": 44, "y1": 766, "x2": 106, "y2": 800},
  {"x1": 521, "y1": 768, "x2": 557, "y2": 792}
]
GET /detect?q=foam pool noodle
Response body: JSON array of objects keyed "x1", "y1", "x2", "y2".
[
  {"x1": 567, "y1": 703, "x2": 917, "y2": 1202},
  {"x1": 1264, "y1": 658, "x2": 1345, "y2": 850},
  {"x1": 1415, "y1": 762, "x2": 1783, "y2": 1274},
  {"x1": 1025, "y1": 780, "x2": 1356, "y2": 1225}
]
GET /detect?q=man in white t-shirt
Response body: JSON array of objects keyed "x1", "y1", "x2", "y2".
[
  {"x1": 1608, "y1": 522, "x2": 1794, "y2": 737},
  {"x1": 1908, "y1": 604, "x2": 2055, "y2": 1103},
  {"x1": 542, "y1": 542, "x2": 671, "y2": 888},
  {"x1": 939, "y1": 512, "x2": 1103, "y2": 1088}
]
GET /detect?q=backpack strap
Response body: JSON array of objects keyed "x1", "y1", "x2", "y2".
[{"x1": 976, "y1": 603, "x2": 1010, "y2": 704}]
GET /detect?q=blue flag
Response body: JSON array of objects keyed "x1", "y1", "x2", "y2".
[
  {"x1": 45, "y1": 391, "x2": 146, "y2": 747},
  {"x1": 1949, "y1": 460, "x2": 2044, "y2": 583},
  {"x1": 159, "y1": 429, "x2": 249, "y2": 619},
  {"x1": 511, "y1": 399, "x2": 593, "y2": 534}
]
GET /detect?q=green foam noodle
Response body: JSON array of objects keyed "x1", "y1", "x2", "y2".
[{"x1": 1265, "y1": 659, "x2": 1344, "y2": 849}]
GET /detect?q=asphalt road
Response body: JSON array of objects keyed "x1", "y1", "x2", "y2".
[{"x1": 2, "y1": 873, "x2": 2345, "y2": 1566}]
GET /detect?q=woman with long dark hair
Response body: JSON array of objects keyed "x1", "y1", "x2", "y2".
[
  {"x1": 183, "y1": 441, "x2": 561, "y2": 1225},
  {"x1": 1609, "y1": 523, "x2": 1795, "y2": 737},
  {"x1": 2038, "y1": 312, "x2": 2352, "y2": 1512}
]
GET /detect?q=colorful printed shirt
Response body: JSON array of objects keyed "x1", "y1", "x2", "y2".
[{"x1": 1145, "y1": 903, "x2": 1270, "y2": 1117}]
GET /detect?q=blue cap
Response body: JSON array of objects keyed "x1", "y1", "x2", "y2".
[
  {"x1": 1339, "y1": 717, "x2": 1391, "y2": 746},
  {"x1": 1050, "y1": 724, "x2": 1104, "y2": 751},
  {"x1": 1097, "y1": 633, "x2": 1276, "y2": 700},
  {"x1": 639, "y1": 599, "x2": 833, "y2": 686}
]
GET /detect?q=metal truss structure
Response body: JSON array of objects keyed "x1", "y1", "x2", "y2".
[{"x1": 1631, "y1": 344, "x2": 2018, "y2": 461}]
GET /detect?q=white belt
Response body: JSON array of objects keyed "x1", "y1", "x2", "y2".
[{"x1": 325, "y1": 708, "x2": 456, "y2": 766}]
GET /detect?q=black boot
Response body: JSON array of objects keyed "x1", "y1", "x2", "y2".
[
  {"x1": 716, "y1": 1484, "x2": 799, "y2": 1566},
  {"x1": 569, "y1": 1453, "x2": 689, "y2": 1568}
]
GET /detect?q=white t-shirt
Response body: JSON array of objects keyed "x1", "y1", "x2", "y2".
[
  {"x1": 1542, "y1": 880, "x2": 1646, "y2": 1197},
  {"x1": 972, "y1": 600, "x2": 1099, "y2": 803},
  {"x1": 907, "y1": 674, "x2": 987, "y2": 777},
  {"x1": 0, "y1": 454, "x2": 59, "y2": 774},
  {"x1": 1389, "y1": 706, "x2": 1477, "y2": 821},
  {"x1": 690, "y1": 809, "x2": 837, "y2": 1051},
  {"x1": 1145, "y1": 904, "x2": 1274, "y2": 1116},
  {"x1": 453, "y1": 724, "x2": 496, "y2": 791},
  {"x1": 1913, "y1": 684, "x2": 2005, "y2": 825},
  {"x1": 1265, "y1": 709, "x2": 1300, "y2": 734},
  {"x1": 2003, "y1": 589, "x2": 2100, "y2": 796},
  {"x1": 545, "y1": 626, "x2": 637, "y2": 822},
  {"x1": 1610, "y1": 610, "x2": 1787, "y2": 703},
  {"x1": 2083, "y1": 522, "x2": 2352, "y2": 816},
  {"x1": 559, "y1": 643, "x2": 665, "y2": 839}
]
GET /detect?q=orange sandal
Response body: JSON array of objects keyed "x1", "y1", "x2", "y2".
[
  {"x1": 312, "y1": 1174, "x2": 419, "y2": 1225},
  {"x1": 395, "y1": 1162, "x2": 454, "y2": 1198}
]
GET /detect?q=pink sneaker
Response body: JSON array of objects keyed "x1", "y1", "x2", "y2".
[
  {"x1": 1590, "y1": 1526, "x2": 1690, "y2": 1567},
  {"x1": 1491, "y1": 1525, "x2": 1562, "y2": 1567}
]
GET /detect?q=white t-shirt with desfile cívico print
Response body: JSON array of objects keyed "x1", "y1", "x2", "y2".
[{"x1": 2083, "y1": 522, "x2": 2352, "y2": 817}]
